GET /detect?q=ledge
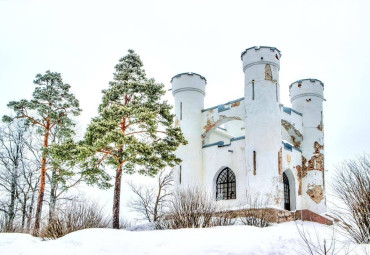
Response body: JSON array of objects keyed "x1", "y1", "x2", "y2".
[
  {"x1": 280, "y1": 104, "x2": 303, "y2": 116},
  {"x1": 203, "y1": 136, "x2": 245, "y2": 148},
  {"x1": 202, "y1": 97, "x2": 244, "y2": 113},
  {"x1": 282, "y1": 141, "x2": 302, "y2": 152}
]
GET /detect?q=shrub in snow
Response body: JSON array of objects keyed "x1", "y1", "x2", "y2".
[{"x1": 41, "y1": 200, "x2": 111, "y2": 239}]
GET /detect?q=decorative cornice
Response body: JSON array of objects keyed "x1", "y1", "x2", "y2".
[
  {"x1": 290, "y1": 93, "x2": 324, "y2": 101},
  {"x1": 172, "y1": 87, "x2": 205, "y2": 96}
]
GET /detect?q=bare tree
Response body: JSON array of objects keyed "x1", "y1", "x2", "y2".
[
  {"x1": 332, "y1": 154, "x2": 370, "y2": 244},
  {"x1": 295, "y1": 221, "x2": 351, "y2": 255},
  {"x1": 128, "y1": 169, "x2": 173, "y2": 223},
  {"x1": 0, "y1": 120, "x2": 42, "y2": 233},
  {"x1": 0, "y1": 121, "x2": 26, "y2": 231}
]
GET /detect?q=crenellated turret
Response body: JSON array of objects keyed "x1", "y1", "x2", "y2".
[
  {"x1": 171, "y1": 73, "x2": 206, "y2": 188},
  {"x1": 290, "y1": 79, "x2": 326, "y2": 214},
  {"x1": 241, "y1": 46, "x2": 283, "y2": 206}
]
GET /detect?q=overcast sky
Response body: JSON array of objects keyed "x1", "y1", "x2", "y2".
[{"x1": 1, "y1": 0, "x2": 369, "y2": 218}]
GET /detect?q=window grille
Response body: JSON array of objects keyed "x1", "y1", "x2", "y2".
[
  {"x1": 216, "y1": 167, "x2": 236, "y2": 200},
  {"x1": 283, "y1": 173, "x2": 290, "y2": 210}
]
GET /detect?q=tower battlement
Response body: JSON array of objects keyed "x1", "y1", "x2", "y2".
[
  {"x1": 290, "y1": 79, "x2": 324, "y2": 102},
  {"x1": 171, "y1": 72, "x2": 207, "y2": 84},
  {"x1": 241, "y1": 46, "x2": 281, "y2": 71},
  {"x1": 171, "y1": 72, "x2": 207, "y2": 96}
]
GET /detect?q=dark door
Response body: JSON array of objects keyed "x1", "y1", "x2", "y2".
[{"x1": 283, "y1": 173, "x2": 290, "y2": 211}]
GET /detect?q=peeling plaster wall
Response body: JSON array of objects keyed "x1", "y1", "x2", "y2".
[
  {"x1": 282, "y1": 144, "x2": 303, "y2": 210},
  {"x1": 281, "y1": 107, "x2": 303, "y2": 133},
  {"x1": 290, "y1": 79, "x2": 326, "y2": 214},
  {"x1": 201, "y1": 99, "x2": 245, "y2": 145}
]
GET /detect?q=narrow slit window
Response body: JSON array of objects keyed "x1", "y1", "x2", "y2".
[
  {"x1": 180, "y1": 102, "x2": 182, "y2": 120},
  {"x1": 252, "y1": 80, "x2": 255, "y2": 100},
  {"x1": 179, "y1": 165, "x2": 182, "y2": 184},
  {"x1": 275, "y1": 83, "x2": 278, "y2": 102},
  {"x1": 253, "y1": 151, "x2": 256, "y2": 175}
]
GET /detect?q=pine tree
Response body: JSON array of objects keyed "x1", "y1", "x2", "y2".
[
  {"x1": 83, "y1": 50, "x2": 186, "y2": 229},
  {"x1": 3, "y1": 71, "x2": 81, "y2": 235}
]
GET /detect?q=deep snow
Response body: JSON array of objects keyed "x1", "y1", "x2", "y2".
[{"x1": 0, "y1": 222, "x2": 367, "y2": 255}]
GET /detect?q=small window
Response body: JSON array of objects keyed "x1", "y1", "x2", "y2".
[
  {"x1": 275, "y1": 83, "x2": 278, "y2": 102},
  {"x1": 180, "y1": 102, "x2": 183, "y2": 120},
  {"x1": 179, "y1": 165, "x2": 182, "y2": 184},
  {"x1": 216, "y1": 167, "x2": 236, "y2": 200},
  {"x1": 252, "y1": 80, "x2": 255, "y2": 100},
  {"x1": 253, "y1": 151, "x2": 257, "y2": 175}
]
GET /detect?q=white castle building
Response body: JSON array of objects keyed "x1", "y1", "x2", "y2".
[{"x1": 171, "y1": 46, "x2": 326, "y2": 214}]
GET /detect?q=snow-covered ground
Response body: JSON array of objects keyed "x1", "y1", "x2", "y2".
[{"x1": 0, "y1": 221, "x2": 367, "y2": 255}]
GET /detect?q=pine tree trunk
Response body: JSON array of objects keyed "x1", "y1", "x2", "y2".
[
  {"x1": 112, "y1": 165, "x2": 123, "y2": 229},
  {"x1": 33, "y1": 128, "x2": 49, "y2": 236}
]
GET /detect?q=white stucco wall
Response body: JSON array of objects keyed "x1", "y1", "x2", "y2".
[
  {"x1": 172, "y1": 73, "x2": 206, "y2": 188},
  {"x1": 208, "y1": 128, "x2": 234, "y2": 144},
  {"x1": 202, "y1": 138, "x2": 246, "y2": 208}
]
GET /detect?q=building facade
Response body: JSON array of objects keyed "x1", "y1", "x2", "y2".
[{"x1": 171, "y1": 46, "x2": 326, "y2": 214}]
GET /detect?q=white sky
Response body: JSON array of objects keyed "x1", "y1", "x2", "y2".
[{"x1": 1, "y1": 0, "x2": 370, "y2": 219}]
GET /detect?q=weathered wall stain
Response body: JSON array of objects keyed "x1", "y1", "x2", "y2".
[
  {"x1": 302, "y1": 142, "x2": 324, "y2": 173},
  {"x1": 204, "y1": 117, "x2": 216, "y2": 133},
  {"x1": 231, "y1": 101, "x2": 241, "y2": 107},
  {"x1": 306, "y1": 184, "x2": 324, "y2": 204},
  {"x1": 281, "y1": 120, "x2": 303, "y2": 148},
  {"x1": 295, "y1": 165, "x2": 303, "y2": 195},
  {"x1": 265, "y1": 64, "x2": 273, "y2": 81},
  {"x1": 291, "y1": 136, "x2": 301, "y2": 148},
  {"x1": 278, "y1": 148, "x2": 283, "y2": 175}
]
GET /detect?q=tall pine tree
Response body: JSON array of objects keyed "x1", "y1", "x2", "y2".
[
  {"x1": 3, "y1": 71, "x2": 81, "y2": 235},
  {"x1": 83, "y1": 50, "x2": 186, "y2": 229}
]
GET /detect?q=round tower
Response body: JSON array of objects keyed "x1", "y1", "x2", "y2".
[
  {"x1": 171, "y1": 72, "x2": 206, "y2": 188},
  {"x1": 290, "y1": 79, "x2": 326, "y2": 214},
  {"x1": 241, "y1": 46, "x2": 283, "y2": 206}
]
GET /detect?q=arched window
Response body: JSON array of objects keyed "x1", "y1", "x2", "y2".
[
  {"x1": 216, "y1": 167, "x2": 236, "y2": 200},
  {"x1": 283, "y1": 172, "x2": 290, "y2": 210}
]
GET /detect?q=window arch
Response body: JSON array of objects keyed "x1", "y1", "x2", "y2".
[{"x1": 216, "y1": 167, "x2": 236, "y2": 200}]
